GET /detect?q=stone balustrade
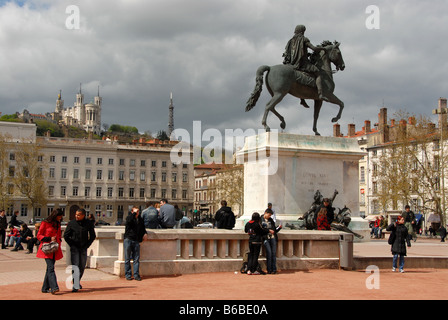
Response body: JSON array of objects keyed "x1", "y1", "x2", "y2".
[{"x1": 102, "y1": 229, "x2": 353, "y2": 277}]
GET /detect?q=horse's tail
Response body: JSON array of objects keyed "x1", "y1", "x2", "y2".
[{"x1": 245, "y1": 65, "x2": 270, "y2": 112}]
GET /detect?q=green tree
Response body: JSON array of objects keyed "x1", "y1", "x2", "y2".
[{"x1": 156, "y1": 130, "x2": 169, "y2": 141}]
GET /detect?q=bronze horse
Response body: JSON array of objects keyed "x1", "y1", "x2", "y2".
[{"x1": 245, "y1": 41, "x2": 345, "y2": 135}]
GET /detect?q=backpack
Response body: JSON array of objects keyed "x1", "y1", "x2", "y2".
[
  {"x1": 245, "y1": 221, "x2": 255, "y2": 235},
  {"x1": 175, "y1": 208, "x2": 183, "y2": 221}
]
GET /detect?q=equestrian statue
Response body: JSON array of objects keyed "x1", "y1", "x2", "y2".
[{"x1": 245, "y1": 25, "x2": 346, "y2": 135}]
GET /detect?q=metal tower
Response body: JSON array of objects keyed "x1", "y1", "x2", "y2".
[{"x1": 168, "y1": 92, "x2": 174, "y2": 139}]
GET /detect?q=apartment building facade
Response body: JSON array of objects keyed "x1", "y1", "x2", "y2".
[{"x1": 2, "y1": 122, "x2": 194, "y2": 224}]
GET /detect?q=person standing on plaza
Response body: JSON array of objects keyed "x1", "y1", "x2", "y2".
[
  {"x1": 141, "y1": 201, "x2": 160, "y2": 229},
  {"x1": 386, "y1": 215, "x2": 411, "y2": 273},
  {"x1": 427, "y1": 212, "x2": 441, "y2": 238},
  {"x1": 402, "y1": 205, "x2": 416, "y2": 241},
  {"x1": 262, "y1": 209, "x2": 282, "y2": 274},
  {"x1": 158, "y1": 199, "x2": 176, "y2": 229},
  {"x1": 244, "y1": 212, "x2": 273, "y2": 275},
  {"x1": 0, "y1": 209, "x2": 8, "y2": 249},
  {"x1": 124, "y1": 206, "x2": 147, "y2": 281},
  {"x1": 63, "y1": 208, "x2": 96, "y2": 292},
  {"x1": 36, "y1": 208, "x2": 64, "y2": 294},
  {"x1": 438, "y1": 224, "x2": 447, "y2": 242},
  {"x1": 9, "y1": 210, "x2": 21, "y2": 227},
  {"x1": 214, "y1": 200, "x2": 236, "y2": 230}
]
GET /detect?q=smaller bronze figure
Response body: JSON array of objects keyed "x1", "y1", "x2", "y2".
[{"x1": 298, "y1": 190, "x2": 363, "y2": 239}]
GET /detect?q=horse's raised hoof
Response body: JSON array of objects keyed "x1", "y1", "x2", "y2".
[
  {"x1": 331, "y1": 117, "x2": 339, "y2": 123},
  {"x1": 300, "y1": 99, "x2": 310, "y2": 108},
  {"x1": 280, "y1": 121, "x2": 286, "y2": 130}
]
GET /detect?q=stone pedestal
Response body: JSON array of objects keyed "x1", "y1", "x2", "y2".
[{"x1": 235, "y1": 133, "x2": 368, "y2": 239}]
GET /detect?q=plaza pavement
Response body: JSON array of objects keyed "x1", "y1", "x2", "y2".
[{"x1": 0, "y1": 237, "x2": 447, "y2": 302}]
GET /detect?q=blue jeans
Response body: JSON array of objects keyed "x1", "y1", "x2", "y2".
[
  {"x1": 393, "y1": 254, "x2": 405, "y2": 270},
  {"x1": 124, "y1": 238, "x2": 141, "y2": 279},
  {"x1": 42, "y1": 257, "x2": 58, "y2": 292},
  {"x1": 264, "y1": 238, "x2": 277, "y2": 273}
]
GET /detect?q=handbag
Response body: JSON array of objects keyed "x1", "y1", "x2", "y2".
[
  {"x1": 388, "y1": 231, "x2": 396, "y2": 245},
  {"x1": 41, "y1": 241, "x2": 59, "y2": 255}
]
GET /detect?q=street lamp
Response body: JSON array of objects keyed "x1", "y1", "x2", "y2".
[{"x1": 432, "y1": 103, "x2": 447, "y2": 226}]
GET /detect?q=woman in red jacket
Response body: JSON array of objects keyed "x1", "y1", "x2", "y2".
[{"x1": 36, "y1": 208, "x2": 64, "y2": 294}]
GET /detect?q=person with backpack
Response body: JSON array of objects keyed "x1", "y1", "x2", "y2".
[
  {"x1": 244, "y1": 212, "x2": 273, "y2": 275},
  {"x1": 214, "y1": 200, "x2": 235, "y2": 230}
]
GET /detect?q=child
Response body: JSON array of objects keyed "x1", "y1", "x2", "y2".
[{"x1": 386, "y1": 216, "x2": 411, "y2": 273}]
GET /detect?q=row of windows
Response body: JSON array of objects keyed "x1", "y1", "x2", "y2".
[
  {"x1": 6, "y1": 204, "x2": 125, "y2": 219},
  {"x1": 47, "y1": 168, "x2": 189, "y2": 182},
  {"x1": 46, "y1": 155, "x2": 188, "y2": 169},
  {"x1": 48, "y1": 185, "x2": 188, "y2": 200}
]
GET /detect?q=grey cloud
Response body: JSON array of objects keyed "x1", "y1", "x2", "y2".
[{"x1": 0, "y1": 0, "x2": 447, "y2": 140}]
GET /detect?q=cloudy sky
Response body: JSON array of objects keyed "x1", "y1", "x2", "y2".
[{"x1": 1, "y1": 0, "x2": 448, "y2": 144}]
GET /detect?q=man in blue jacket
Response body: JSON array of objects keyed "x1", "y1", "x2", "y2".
[{"x1": 159, "y1": 199, "x2": 176, "y2": 229}]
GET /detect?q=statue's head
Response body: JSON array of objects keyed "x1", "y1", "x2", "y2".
[{"x1": 294, "y1": 25, "x2": 306, "y2": 34}]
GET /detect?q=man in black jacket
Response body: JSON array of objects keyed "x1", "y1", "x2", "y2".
[
  {"x1": 124, "y1": 206, "x2": 147, "y2": 281},
  {"x1": 214, "y1": 200, "x2": 235, "y2": 230},
  {"x1": 64, "y1": 208, "x2": 96, "y2": 292}
]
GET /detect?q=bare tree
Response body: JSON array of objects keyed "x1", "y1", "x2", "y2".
[
  {"x1": 13, "y1": 140, "x2": 48, "y2": 222},
  {"x1": 216, "y1": 165, "x2": 244, "y2": 217},
  {"x1": 373, "y1": 112, "x2": 446, "y2": 224},
  {"x1": 0, "y1": 134, "x2": 14, "y2": 211}
]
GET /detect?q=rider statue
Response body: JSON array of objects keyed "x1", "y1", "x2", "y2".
[{"x1": 282, "y1": 25, "x2": 329, "y2": 102}]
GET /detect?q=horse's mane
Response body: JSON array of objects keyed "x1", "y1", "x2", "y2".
[{"x1": 310, "y1": 40, "x2": 337, "y2": 64}]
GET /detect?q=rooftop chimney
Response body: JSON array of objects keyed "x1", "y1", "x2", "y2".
[
  {"x1": 364, "y1": 120, "x2": 371, "y2": 134},
  {"x1": 333, "y1": 123, "x2": 341, "y2": 137},
  {"x1": 438, "y1": 97, "x2": 447, "y2": 130},
  {"x1": 348, "y1": 124, "x2": 356, "y2": 137}
]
